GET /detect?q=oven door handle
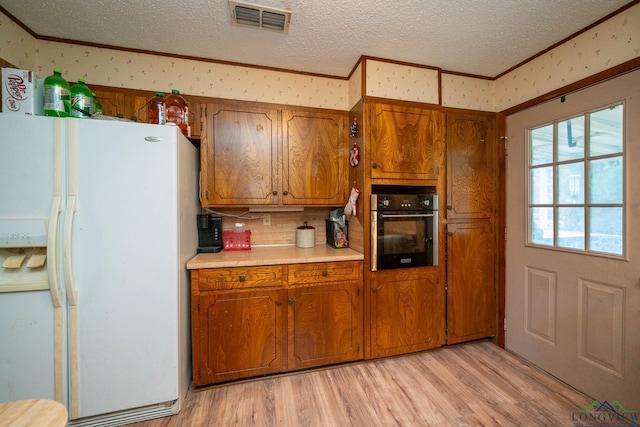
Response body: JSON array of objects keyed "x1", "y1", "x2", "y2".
[
  {"x1": 370, "y1": 211, "x2": 377, "y2": 272},
  {"x1": 379, "y1": 213, "x2": 434, "y2": 219}
]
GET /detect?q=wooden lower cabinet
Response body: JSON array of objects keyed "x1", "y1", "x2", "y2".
[
  {"x1": 369, "y1": 268, "x2": 445, "y2": 358},
  {"x1": 288, "y1": 282, "x2": 362, "y2": 370},
  {"x1": 446, "y1": 220, "x2": 496, "y2": 344},
  {"x1": 192, "y1": 288, "x2": 287, "y2": 386},
  {"x1": 191, "y1": 261, "x2": 364, "y2": 386}
]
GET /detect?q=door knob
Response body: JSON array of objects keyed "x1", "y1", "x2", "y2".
[{"x1": 288, "y1": 298, "x2": 295, "y2": 304}]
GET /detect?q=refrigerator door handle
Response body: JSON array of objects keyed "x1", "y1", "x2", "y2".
[
  {"x1": 47, "y1": 195, "x2": 65, "y2": 404},
  {"x1": 63, "y1": 195, "x2": 81, "y2": 418},
  {"x1": 63, "y1": 196, "x2": 78, "y2": 306},
  {"x1": 47, "y1": 196, "x2": 63, "y2": 308}
]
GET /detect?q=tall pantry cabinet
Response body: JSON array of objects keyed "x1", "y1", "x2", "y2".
[
  {"x1": 361, "y1": 99, "x2": 447, "y2": 358},
  {"x1": 445, "y1": 110, "x2": 497, "y2": 344}
]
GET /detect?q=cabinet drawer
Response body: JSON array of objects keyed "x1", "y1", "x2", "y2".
[
  {"x1": 287, "y1": 261, "x2": 362, "y2": 285},
  {"x1": 197, "y1": 266, "x2": 283, "y2": 290}
]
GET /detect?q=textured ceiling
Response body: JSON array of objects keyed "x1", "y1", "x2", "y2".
[{"x1": 0, "y1": 0, "x2": 632, "y2": 78}]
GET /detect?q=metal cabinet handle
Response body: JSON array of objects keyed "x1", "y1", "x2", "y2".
[
  {"x1": 238, "y1": 274, "x2": 246, "y2": 282},
  {"x1": 271, "y1": 190, "x2": 278, "y2": 196},
  {"x1": 372, "y1": 162, "x2": 378, "y2": 168},
  {"x1": 322, "y1": 270, "x2": 328, "y2": 277},
  {"x1": 288, "y1": 298, "x2": 295, "y2": 305},
  {"x1": 275, "y1": 300, "x2": 283, "y2": 306},
  {"x1": 447, "y1": 205, "x2": 453, "y2": 210},
  {"x1": 283, "y1": 191, "x2": 289, "y2": 196},
  {"x1": 447, "y1": 231, "x2": 454, "y2": 237},
  {"x1": 372, "y1": 287, "x2": 378, "y2": 293}
]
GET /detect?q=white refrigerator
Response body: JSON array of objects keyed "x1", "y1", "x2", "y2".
[{"x1": 0, "y1": 114, "x2": 199, "y2": 426}]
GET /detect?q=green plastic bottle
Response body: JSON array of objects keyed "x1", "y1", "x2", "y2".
[
  {"x1": 92, "y1": 92, "x2": 103, "y2": 116},
  {"x1": 43, "y1": 68, "x2": 71, "y2": 117},
  {"x1": 70, "y1": 78, "x2": 93, "y2": 118}
]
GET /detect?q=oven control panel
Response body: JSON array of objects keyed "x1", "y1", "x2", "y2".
[{"x1": 371, "y1": 194, "x2": 438, "y2": 211}]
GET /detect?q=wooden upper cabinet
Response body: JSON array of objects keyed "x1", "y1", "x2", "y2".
[
  {"x1": 91, "y1": 88, "x2": 122, "y2": 118},
  {"x1": 201, "y1": 103, "x2": 349, "y2": 208},
  {"x1": 185, "y1": 100, "x2": 202, "y2": 138},
  {"x1": 122, "y1": 94, "x2": 149, "y2": 123},
  {"x1": 446, "y1": 111, "x2": 496, "y2": 219},
  {"x1": 446, "y1": 221, "x2": 495, "y2": 345},
  {"x1": 201, "y1": 103, "x2": 280, "y2": 206},
  {"x1": 367, "y1": 101, "x2": 445, "y2": 182},
  {"x1": 87, "y1": 86, "x2": 202, "y2": 138},
  {"x1": 282, "y1": 109, "x2": 348, "y2": 206}
]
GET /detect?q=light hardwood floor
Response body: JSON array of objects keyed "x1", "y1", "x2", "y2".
[{"x1": 124, "y1": 341, "x2": 602, "y2": 426}]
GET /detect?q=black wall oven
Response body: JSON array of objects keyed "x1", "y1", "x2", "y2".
[{"x1": 370, "y1": 193, "x2": 438, "y2": 271}]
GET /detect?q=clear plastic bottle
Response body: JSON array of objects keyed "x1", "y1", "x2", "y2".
[
  {"x1": 165, "y1": 89, "x2": 189, "y2": 137},
  {"x1": 43, "y1": 68, "x2": 71, "y2": 117},
  {"x1": 146, "y1": 91, "x2": 165, "y2": 124},
  {"x1": 70, "y1": 78, "x2": 93, "y2": 118}
]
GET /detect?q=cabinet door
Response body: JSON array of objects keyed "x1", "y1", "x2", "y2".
[
  {"x1": 91, "y1": 88, "x2": 123, "y2": 118},
  {"x1": 368, "y1": 102, "x2": 445, "y2": 181},
  {"x1": 446, "y1": 111, "x2": 496, "y2": 219},
  {"x1": 369, "y1": 268, "x2": 445, "y2": 358},
  {"x1": 192, "y1": 288, "x2": 286, "y2": 386},
  {"x1": 287, "y1": 282, "x2": 363, "y2": 370},
  {"x1": 182, "y1": 96, "x2": 202, "y2": 138},
  {"x1": 123, "y1": 94, "x2": 151, "y2": 123},
  {"x1": 201, "y1": 104, "x2": 280, "y2": 206},
  {"x1": 446, "y1": 221, "x2": 495, "y2": 344},
  {"x1": 281, "y1": 109, "x2": 348, "y2": 205}
]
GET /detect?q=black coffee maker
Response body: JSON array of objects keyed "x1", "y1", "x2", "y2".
[{"x1": 197, "y1": 214, "x2": 223, "y2": 253}]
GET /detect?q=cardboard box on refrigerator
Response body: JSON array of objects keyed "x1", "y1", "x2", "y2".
[{"x1": 2, "y1": 68, "x2": 44, "y2": 115}]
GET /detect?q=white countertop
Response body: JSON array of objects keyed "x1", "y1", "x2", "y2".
[{"x1": 187, "y1": 245, "x2": 364, "y2": 269}]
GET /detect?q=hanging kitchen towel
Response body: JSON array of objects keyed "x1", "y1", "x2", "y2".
[{"x1": 344, "y1": 183, "x2": 359, "y2": 216}]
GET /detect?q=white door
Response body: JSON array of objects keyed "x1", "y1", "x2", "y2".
[
  {"x1": 506, "y1": 70, "x2": 640, "y2": 410},
  {"x1": 66, "y1": 119, "x2": 181, "y2": 419},
  {"x1": 0, "y1": 115, "x2": 66, "y2": 404}
]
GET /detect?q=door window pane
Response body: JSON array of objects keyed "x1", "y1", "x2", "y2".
[
  {"x1": 527, "y1": 103, "x2": 624, "y2": 257},
  {"x1": 530, "y1": 125, "x2": 553, "y2": 166},
  {"x1": 590, "y1": 105, "x2": 623, "y2": 156},
  {"x1": 557, "y1": 116, "x2": 585, "y2": 162},
  {"x1": 530, "y1": 167, "x2": 553, "y2": 204},
  {"x1": 589, "y1": 207, "x2": 623, "y2": 255},
  {"x1": 557, "y1": 207, "x2": 584, "y2": 249},
  {"x1": 557, "y1": 162, "x2": 584, "y2": 204},
  {"x1": 530, "y1": 207, "x2": 553, "y2": 245},
  {"x1": 589, "y1": 156, "x2": 623, "y2": 204}
]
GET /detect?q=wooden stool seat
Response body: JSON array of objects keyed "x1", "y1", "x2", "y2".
[{"x1": 0, "y1": 399, "x2": 68, "y2": 427}]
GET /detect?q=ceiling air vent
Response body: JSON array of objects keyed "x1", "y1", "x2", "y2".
[{"x1": 229, "y1": 1, "x2": 292, "y2": 34}]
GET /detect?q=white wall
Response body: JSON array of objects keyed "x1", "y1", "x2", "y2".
[
  {"x1": 494, "y1": 2, "x2": 640, "y2": 112},
  {"x1": 1, "y1": 4, "x2": 639, "y2": 112},
  {"x1": 0, "y1": 12, "x2": 37, "y2": 70}
]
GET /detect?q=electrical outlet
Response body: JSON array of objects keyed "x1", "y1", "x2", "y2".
[{"x1": 263, "y1": 214, "x2": 271, "y2": 226}]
